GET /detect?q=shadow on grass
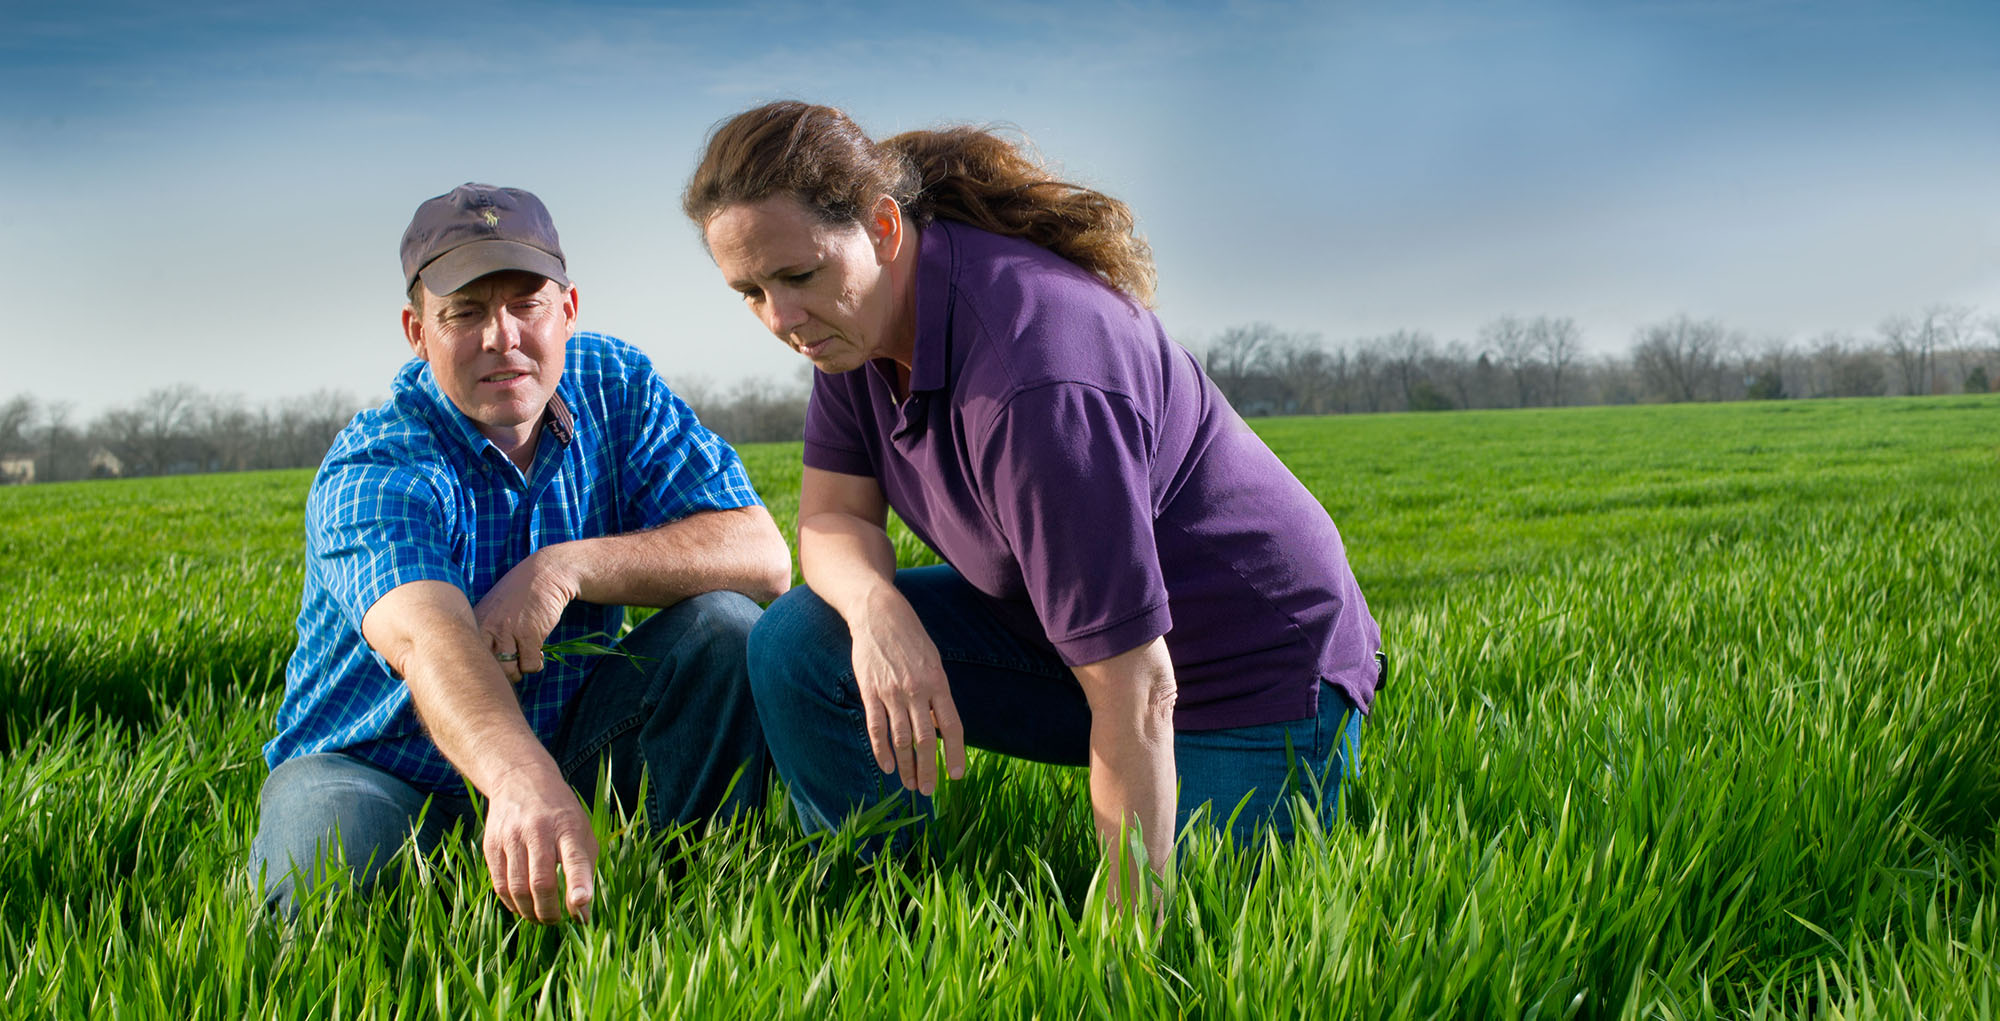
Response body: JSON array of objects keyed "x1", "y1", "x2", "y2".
[{"x1": 0, "y1": 635, "x2": 289, "y2": 751}]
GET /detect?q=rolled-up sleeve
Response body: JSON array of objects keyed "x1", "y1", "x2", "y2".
[
  {"x1": 306, "y1": 459, "x2": 463, "y2": 631},
  {"x1": 618, "y1": 363, "x2": 764, "y2": 528}
]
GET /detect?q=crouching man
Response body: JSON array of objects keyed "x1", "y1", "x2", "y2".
[{"x1": 250, "y1": 183, "x2": 791, "y2": 923}]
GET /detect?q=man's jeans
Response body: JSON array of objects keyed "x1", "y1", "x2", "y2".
[
  {"x1": 248, "y1": 591, "x2": 768, "y2": 916},
  {"x1": 745, "y1": 566, "x2": 1364, "y2": 854}
]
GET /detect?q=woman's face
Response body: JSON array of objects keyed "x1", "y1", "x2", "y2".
[{"x1": 705, "y1": 195, "x2": 909, "y2": 373}]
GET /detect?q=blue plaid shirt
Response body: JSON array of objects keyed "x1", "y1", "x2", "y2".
[{"x1": 266, "y1": 332, "x2": 764, "y2": 792}]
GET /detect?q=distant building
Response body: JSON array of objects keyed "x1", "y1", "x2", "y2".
[
  {"x1": 0, "y1": 456, "x2": 32, "y2": 485},
  {"x1": 88, "y1": 447, "x2": 124, "y2": 479}
]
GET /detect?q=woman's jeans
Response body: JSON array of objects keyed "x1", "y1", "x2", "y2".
[
  {"x1": 247, "y1": 591, "x2": 769, "y2": 916},
  {"x1": 746, "y1": 566, "x2": 1364, "y2": 854}
]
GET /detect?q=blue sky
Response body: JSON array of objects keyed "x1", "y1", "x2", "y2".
[{"x1": 4, "y1": 0, "x2": 1997, "y2": 411}]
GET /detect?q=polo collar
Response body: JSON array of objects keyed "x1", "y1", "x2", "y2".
[{"x1": 905, "y1": 220, "x2": 956, "y2": 396}]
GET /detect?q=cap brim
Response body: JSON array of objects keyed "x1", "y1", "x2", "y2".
[{"x1": 415, "y1": 239, "x2": 569, "y2": 296}]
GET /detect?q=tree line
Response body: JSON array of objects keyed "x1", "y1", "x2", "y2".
[
  {"x1": 4, "y1": 305, "x2": 1995, "y2": 484},
  {"x1": 0, "y1": 386, "x2": 363, "y2": 484},
  {"x1": 0, "y1": 374, "x2": 819, "y2": 485},
  {"x1": 0, "y1": 378, "x2": 810, "y2": 485},
  {"x1": 1201, "y1": 306, "x2": 1997, "y2": 415}
]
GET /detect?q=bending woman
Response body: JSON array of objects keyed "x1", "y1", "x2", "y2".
[{"x1": 684, "y1": 101, "x2": 1381, "y2": 880}]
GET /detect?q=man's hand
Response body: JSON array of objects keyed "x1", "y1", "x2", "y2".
[
  {"x1": 481, "y1": 764, "x2": 599, "y2": 924},
  {"x1": 849, "y1": 588, "x2": 967, "y2": 795},
  {"x1": 473, "y1": 549, "x2": 580, "y2": 682},
  {"x1": 362, "y1": 580, "x2": 601, "y2": 923}
]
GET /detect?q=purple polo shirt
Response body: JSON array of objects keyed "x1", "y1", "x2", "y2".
[{"x1": 803, "y1": 219, "x2": 1379, "y2": 729}]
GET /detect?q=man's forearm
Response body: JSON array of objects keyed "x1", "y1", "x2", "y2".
[
  {"x1": 540, "y1": 505, "x2": 792, "y2": 608},
  {"x1": 363, "y1": 578, "x2": 601, "y2": 924},
  {"x1": 365, "y1": 581, "x2": 564, "y2": 799}
]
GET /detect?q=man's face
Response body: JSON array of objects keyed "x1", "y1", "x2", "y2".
[{"x1": 402, "y1": 271, "x2": 576, "y2": 453}]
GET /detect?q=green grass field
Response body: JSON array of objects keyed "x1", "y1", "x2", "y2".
[{"x1": 2, "y1": 395, "x2": 1996, "y2": 1019}]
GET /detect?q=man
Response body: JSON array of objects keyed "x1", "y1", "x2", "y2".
[{"x1": 251, "y1": 183, "x2": 791, "y2": 924}]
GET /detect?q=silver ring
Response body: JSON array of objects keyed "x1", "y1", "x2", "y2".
[{"x1": 496, "y1": 651, "x2": 520, "y2": 663}]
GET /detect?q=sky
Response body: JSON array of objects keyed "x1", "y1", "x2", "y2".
[{"x1": 3, "y1": 0, "x2": 1997, "y2": 413}]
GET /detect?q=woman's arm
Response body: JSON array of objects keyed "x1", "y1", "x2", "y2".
[
  {"x1": 798, "y1": 466, "x2": 967, "y2": 794},
  {"x1": 1070, "y1": 636, "x2": 1178, "y2": 907}
]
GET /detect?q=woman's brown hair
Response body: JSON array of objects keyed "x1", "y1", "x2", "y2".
[{"x1": 684, "y1": 101, "x2": 1156, "y2": 306}]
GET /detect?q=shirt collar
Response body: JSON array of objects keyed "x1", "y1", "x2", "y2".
[
  {"x1": 904, "y1": 220, "x2": 956, "y2": 396},
  {"x1": 544, "y1": 387, "x2": 576, "y2": 445}
]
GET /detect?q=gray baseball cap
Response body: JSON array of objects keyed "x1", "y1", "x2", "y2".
[{"x1": 400, "y1": 183, "x2": 569, "y2": 297}]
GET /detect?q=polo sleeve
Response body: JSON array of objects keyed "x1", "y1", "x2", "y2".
[
  {"x1": 306, "y1": 459, "x2": 463, "y2": 631},
  {"x1": 802, "y1": 371, "x2": 876, "y2": 477},
  {"x1": 974, "y1": 382, "x2": 1171, "y2": 666},
  {"x1": 619, "y1": 369, "x2": 764, "y2": 529}
]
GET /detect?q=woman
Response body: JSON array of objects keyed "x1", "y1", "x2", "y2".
[{"x1": 683, "y1": 101, "x2": 1381, "y2": 883}]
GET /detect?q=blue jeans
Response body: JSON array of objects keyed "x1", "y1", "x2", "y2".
[
  {"x1": 745, "y1": 566, "x2": 1363, "y2": 854},
  {"x1": 248, "y1": 591, "x2": 769, "y2": 916}
]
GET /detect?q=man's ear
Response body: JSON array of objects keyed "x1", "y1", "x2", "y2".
[
  {"x1": 561, "y1": 283, "x2": 580, "y2": 337},
  {"x1": 867, "y1": 195, "x2": 903, "y2": 263},
  {"x1": 401, "y1": 303, "x2": 427, "y2": 360}
]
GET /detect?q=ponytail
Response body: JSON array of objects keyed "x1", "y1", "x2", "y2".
[
  {"x1": 686, "y1": 102, "x2": 1156, "y2": 306},
  {"x1": 887, "y1": 127, "x2": 1155, "y2": 306}
]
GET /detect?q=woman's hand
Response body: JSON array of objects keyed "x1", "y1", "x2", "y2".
[
  {"x1": 849, "y1": 587, "x2": 966, "y2": 795},
  {"x1": 798, "y1": 467, "x2": 968, "y2": 796}
]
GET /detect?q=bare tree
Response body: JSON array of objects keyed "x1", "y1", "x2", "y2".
[
  {"x1": 666, "y1": 374, "x2": 718, "y2": 413},
  {"x1": 1273, "y1": 334, "x2": 1346, "y2": 415},
  {"x1": 37, "y1": 403, "x2": 88, "y2": 481},
  {"x1": 1481, "y1": 315, "x2": 1540, "y2": 407},
  {"x1": 1806, "y1": 332, "x2": 1884, "y2": 398},
  {"x1": 1587, "y1": 354, "x2": 1641, "y2": 405},
  {"x1": 197, "y1": 393, "x2": 262, "y2": 472},
  {"x1": 1927, "y1": 304, "x2": 1974, "y2": 394},
  {"x1": 91, "y1": 384, "x2": 206, "y2": 476},
  {"x1": 1631, "y1": 315, "x2": 1726, "y2": 402},
  {"x1": 0, "y1": 395, "x2": 34, "y2": 457},
  {"x1": 687, "y1": 376, "x2": 810, "y2": 444},
  {"x1": 1351, "y1": 341, "x2": 1390, "y2": 413},
  {"x1": 1203, "y1": 323, "x2": 1287, "y2": 413},
  {"x1": 1975, "y1": 313, "x2": 2000, "y2": 393},
  {"x1": 1529, "y1": 316, "x2": 1583, "y2": 407},
  {"x1": 1437, "y1": 339, "x2": 1485, "y2": 411},
  {"x1": 1746, "y1": 335, "x2": 1796, "y2": 400},
  {"x1": 1878, "y1": 315, "x2": 1926, "y2": 395},
  {"x1": 269, "y1": 390, "x2": 363, "y2": 468},
  {"x1": 1377, "y1": 330, "x2": 1442, "y2": 410}
]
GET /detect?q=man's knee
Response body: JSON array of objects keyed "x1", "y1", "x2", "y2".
[
  {"x1": 623, "y1": 589, "x2": 763, "y2": 673},
  {"x1": 677, "y1": 589, "x2": 763, "y2": 662},
  {"x1": 247, "y1": 753, "x2": 445, "y2": 916}
]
